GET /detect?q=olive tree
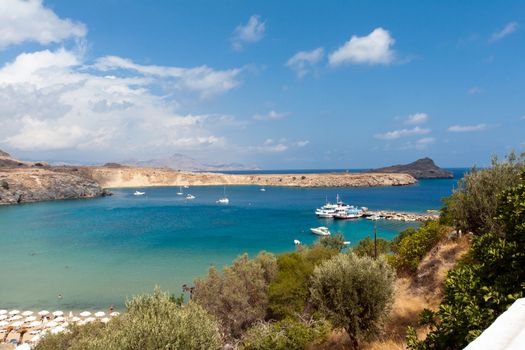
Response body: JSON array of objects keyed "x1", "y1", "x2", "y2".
[{"x1": 310, "y1": 253, "x2": 395, "y2": 347}]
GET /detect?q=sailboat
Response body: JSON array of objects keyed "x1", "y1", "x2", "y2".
[
  {"x1": 176, "y1": 186, "x2": 183, "y2": 195},
  {"x1": 217, "y1": 186, "x2": 229, "y2": 204}
]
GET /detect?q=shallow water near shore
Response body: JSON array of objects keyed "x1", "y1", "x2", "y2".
[{"x1": 0, "y1": 169, "x2": 465, "y2": 310}]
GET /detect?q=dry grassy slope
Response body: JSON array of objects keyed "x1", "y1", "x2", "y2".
[{"x1": 314, "y1": 237, "x2": 470, "y2": 350}]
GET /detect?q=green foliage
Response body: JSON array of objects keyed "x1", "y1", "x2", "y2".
[
  {"x1": 408, "y1": 171, "x2": 525, "y2": 349},
  {"x1": 192, "y1": 252, "x2": 277, "y2": 338},
  {"x1": 268, "y1": 245, "x2": 338, "y2": 320},
  {"x1": 446, "y1": 151, "x2": 524, "y2": 235},
  {"x1": 318, "y1": 233, "x2": 347, "y2": 252},
  {"x1": 353, "y1": 236, "x2": 391, "y2": 258},
  {"x1": 35, "y1": 289, "x2": 222, "y2": 350},
  {"x1": 310, "y1": 253, "x2": 395, "y2": 346},
  {"x1": 391, "y1": 220, "x2": 446, "y2": 273},
  {"x1": 240, "y1": 319, "x2": 332, "y2": 350}
]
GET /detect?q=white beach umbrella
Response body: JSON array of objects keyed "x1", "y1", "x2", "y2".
[
  {"x1": 46, "y1": 321, "x2": 58, "y2": 328},
  {"x1": 51, "y1": 326, "x2": 65, "y2": 334},
  {"x1": 85, "y1": 317, "x2": 96, "y2": 323},
  {"x1": 94, "y1": 311, "x2": 106, "y2": 317},
  {"x1": 38, "y1": 310, "x2": 49, "y2": 316},
  {"x1": 10, "y1": 315, "x2": 22, "y2": 321},
  {"x1": 0, "y1": 320, "x2": 9, "y2": 327},
  {"x1": 21, "y1": 311, "x2": 33, "y2": 316},
  {"x1": 52, "y1": 311, "x2": 63, "y2": 317},
  {"x1": 109, "y1": 311, "x2": 120, "y2": 317},
  {"x1": 24, "y1": 316, "x2": 37, "y2": 322},
  {"x1": 68, "y1": 311, "x2": 73, "y2": 318},
  {"x1": 71, "y1": 316, "x2": 81, "y2": 322},
  {"x1": 0, "y1": 315, "x2": 7, "y2": 320},
  {"x1": 9, "y1": 310, "x2": 20, "y2": 315},
  {"x1": 28, "y1": 321, "x2": 41, "y2": 328},
  {"x1": 0, "y1": 309, "x2": 7, "y2": 315},
  {"x1": 100, "y1": 317, "x2": 110, "y2": 324},
  {"x1": 76, "y1": 320, "x2": 86, "y2": 326},
  {"x1": 79, "y1": 311, "x2": 91, "y2": 317},
  {"x1": 54, "y1": 316, "x2": 65, "y2": 323},
  {"x1": 11, "y1": 320, "x2": 24, "y2": 328}
]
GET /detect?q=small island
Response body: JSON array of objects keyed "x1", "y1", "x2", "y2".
[{"x1": 372, "y1": 157, "x2": 453, "y2": 179}]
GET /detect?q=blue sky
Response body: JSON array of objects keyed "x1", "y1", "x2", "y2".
[{"x1": 0, "y1": 0, "x2": 524, "y2": 168}]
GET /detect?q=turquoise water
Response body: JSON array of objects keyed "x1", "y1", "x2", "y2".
[{"x1": 0, "y1": 170, "x2": 463, "y2": 310}]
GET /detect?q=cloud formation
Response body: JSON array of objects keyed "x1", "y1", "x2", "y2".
[
  {"x1": 0, "y1": 0, "x2": 86, "y2": 50},
  {"x1": 0, "y1": 48, "x2": 241, "y2": 156},
  {"x1": 329, "y1": 28, "x2": 395, "y2": 66},
  {"x1": 447, "y1": 124, "x2": 488, "y2": 132},
  {"x1": 375, "y1": 126, "x2": 430, "y2": 140},
  {"x1": 231, "y1": 15, "x2": 265, "y2": 50},
  {"x1": 490, "y1": 22, "x2": 519, "y2": 43},
  {"x1": 253, "y1": 110, "x2": 290, "y2": 121},
  {"x1": 286, "y1": 48, "x2": 324, "y2": 77},
  {"x1": 404, "y1": 112, "x2": 428, "y2": 125}
]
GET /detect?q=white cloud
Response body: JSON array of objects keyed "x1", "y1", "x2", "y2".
[
  {"x1": 231, "y1": 15, "x2": 265, "y2": 50},
  {"x1": 94, "y1": 56, "x2": 243, "y2": 97},
  {"x1": 399, "y1": 137, "x2": 436, "y2": 150},
  {"x1": 375, "y1": 126, "x2": 430, "y2": 140},
  {"x1": 0, "y1": 48, "x2": 241, "y2": 156},
  {"x1": 404, "y1": 113, "x2": 428, "y2": 125},
  {"x1": 253, "y1": 110, "x2": 290, "y2": 121},
  {"x1": 447, "y1": 124, "x2": 488, "y2": 132},
  {"x1": 490, "y1": 22, "x2": 519, "y2": 43},
  {"x1": 295, "y1": 140, "x2": 310, "y2": 147},
  {"x1": 286, "y1": 48, "x2": 324, "y2": 77},
  {"x1": 328, "y1": 28, "x2": 395, "y2": 66},
  {"x1": 0, "y1": 0, "x2": 86, "y2": 50},
  {"x1": 251, "y1": 138, "x2": 309, "y2": 153},
  {"x1": 467, "y1": 86, "x2": 483, "y2": 95}
]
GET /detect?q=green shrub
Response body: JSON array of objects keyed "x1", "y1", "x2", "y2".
[
  {"x1": 408, "y1": 171, "x2": 525, "y2": 349},
  {"x1": 192, "y1": 252, "x2": 277, "y2": 338},
  {"x1": 353, "y1": 236, "x2": 391, "y2": 258},
  {"x1": 391, "y1": 220, "x2": 446, "y2": 273},
  {"x1": 35, "y1": 289, "x2": 222, "y2": 350},
  {"x1": 268, "y1": 245, "x2": 338, "y2": 320},
  {"x1": 310, "y1": 253, "x2": 395, "y2": 347},
  {"x1": 240, "y1": 319, "x2": 332, "y2": 350},
  {"x1": 318, "y1": 233, "x2": 347, "y2": 252},
  {"x1": 445, "y1": 151, "x2": 524, "y2": 236}
]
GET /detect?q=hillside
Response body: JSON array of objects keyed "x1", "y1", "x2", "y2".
[{"x1": 373, "y1": 158, "x2": 453, "y2": 179}]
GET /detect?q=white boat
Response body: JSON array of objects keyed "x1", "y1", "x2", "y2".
[
  {"x1": 176, "y1": 186, "x2": 183, "y2": 195},
  {"x1": 183, "y1": 185, "x2": 189, "y2": 189},
  {"x1": 186, "y1": 194, "x2": 195, "y2": 200},
  {"x1": 310, "y1": 226, "x2": 331, "y2": 236},
  {"x1": 293, "y1": 239, "x2": 301, "y2": 245},
  {"x1": 260, "y1": 188, "x2": 266, "y2": 192},
  {"x1": 216, "y1": 186, "x2": 229, "y2": 204},
  {"x1": 366, "y1": 215, "x2": 382, "y2": 220},
  {"x1": 133, "y1": 191, "x2": 145, "y2": 196},
  {"x1": 316, "y1": 209, "x2": 336, "y2": 218}
]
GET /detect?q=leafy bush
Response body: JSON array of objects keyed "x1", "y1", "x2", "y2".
[
  {"x1": 192, "y1": 252, "x2": 277, "y2": 338},
  {"x1": 445, "y1": 151, "x2": 524, "y2": 235},
  {"x1": 310, "y1": 253, "x2": 395, "y2": 347},
  {"x1": 268, "y1": 245, "x2": 338, "y2": 320},
  {"x1": 408, "y1": 171, "x2": 525, "y2": 349},
  {"x1": 35, "y1": 289, "x2": 222, "y2": 350},
  {"x1": 391, "y1": 220, "x2": 446, "y2": 273},
  {"x1": 240, "y1": 319, "x2": 332, "y2": 350},
  {"x1": 353, "y1": 236, "x2": 391, "y2": 258},
  {"x1": 318, "y1": 233, "x2": 347, "y2": 252}
]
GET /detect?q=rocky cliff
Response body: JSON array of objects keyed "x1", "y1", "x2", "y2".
[
  {"x1": 65, "y1": 166, "x2": 417, "y2": 188},
  {"x1": 372, "y1": 157, "x2": 453, "y2": 179}
]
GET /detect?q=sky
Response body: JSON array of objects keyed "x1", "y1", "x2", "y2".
[{"x1": 0, "y1": 0, "x2": 524, "y2": 169}]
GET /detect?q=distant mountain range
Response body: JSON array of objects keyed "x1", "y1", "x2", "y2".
[
  {"x1": 123, "y1": 153, "x2": 260, "y2": 172},
  {"x1": 372, "y1": 157, "x2": 453, "y2": 179}
]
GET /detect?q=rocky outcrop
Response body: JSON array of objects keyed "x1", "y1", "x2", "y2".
[
  {"x1": 64, "y1": 166, "x2": 417, "y2": 188},
  {"x1": 372, "y1": 157, "x2": 453, "y2": 179},
  {"x1": 0, "y1": 168, "x2": 108, "y2": 205}
]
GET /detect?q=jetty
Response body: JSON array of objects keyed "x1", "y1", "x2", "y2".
[{"x1": 363, "y1": 210, "x2": 439, "y2": 222}]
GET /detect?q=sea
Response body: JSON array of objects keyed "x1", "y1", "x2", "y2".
[{"x1": 0, "y1": 169, "x2": 466, "y2": 311}]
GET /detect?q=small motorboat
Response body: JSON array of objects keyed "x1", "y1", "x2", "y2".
[
  {"x1": 260, "y1": 188, "x2": 266, "y2": 192},
  {"x1": 293, "y1": 239, "x2": 301, "y2": 245},
  {"x1": 183, "y1": 185, "x2": 189, "y2": 189},
  {"x1": 185, "y1": 194, "x2": 195, "y2": 200},
  {"x1": 310, "y1": 226, "x2": 331, "y2": 236},
  {"x1": 133, "y1": 191, "x2": 145, "y2": 196},
  {"x1": 217, "y1": 198, "x2": 229, "y2": 204},
  {"x1": 176, "y1": 186, "x2": 183, "y2": 195}
]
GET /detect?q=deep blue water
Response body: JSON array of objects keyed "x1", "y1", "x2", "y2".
[{"x1": 0, "y1": 169, "x2": 465, "y2": 310}]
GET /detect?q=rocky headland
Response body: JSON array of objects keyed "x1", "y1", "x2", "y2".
[{"x1": 372, "y1": 157, "x2": 453, "y2": 179}]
